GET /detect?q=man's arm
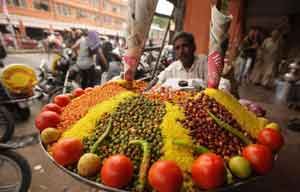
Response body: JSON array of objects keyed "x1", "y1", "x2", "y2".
[{"x1": 96, "y1": 48, "x2": 108, "y2": 71}]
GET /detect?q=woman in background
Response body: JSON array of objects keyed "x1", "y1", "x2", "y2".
[{"x1": 250, "y1": 29, "x2": 283, "y2": 88}]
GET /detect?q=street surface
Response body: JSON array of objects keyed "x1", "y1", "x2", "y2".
[
  {"x1": 2, "y1": 53, "x2": 300, "y2": 192},
  {"x1": 3, "y1": 53, "x2": 94, "y2": 192}
]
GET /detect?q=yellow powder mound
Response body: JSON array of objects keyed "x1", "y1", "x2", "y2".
[
  {"x1": 160, "y1": 102, "x2": 195, "y2": 172},
  {"x1": 61, "y1": 91, "x2": 136, "y2": 140}
]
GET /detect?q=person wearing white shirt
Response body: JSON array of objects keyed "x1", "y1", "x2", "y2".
[{"x1": 156, "y1": 32, "x2": 231, "y2": 91}]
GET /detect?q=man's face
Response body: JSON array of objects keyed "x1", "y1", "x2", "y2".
[{"x1": 174, "y1": 38, "x2": 194, "y2": 66}]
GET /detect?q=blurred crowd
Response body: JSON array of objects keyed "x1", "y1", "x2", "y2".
[{"x1": 228, "y1": 22, "x2": 292, "y2": 91}]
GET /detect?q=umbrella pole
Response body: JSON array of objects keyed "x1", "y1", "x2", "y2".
[{"x1": 150, "y1": 10, "x2": 174, "y2": 80}]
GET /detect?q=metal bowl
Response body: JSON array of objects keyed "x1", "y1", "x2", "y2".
[
  {"x1": 40, "y1": 139, "x2": 271, "y2": 192},
  {"x1": 40, "y1": 140, "x2": 128, "y2": 192}
]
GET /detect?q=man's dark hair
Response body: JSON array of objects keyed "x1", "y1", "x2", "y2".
[{"x1": 172, "y1": 31, "x2": 196, "y2": 52}]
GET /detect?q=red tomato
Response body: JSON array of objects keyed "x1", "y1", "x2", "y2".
[
  {"x1": 72, "y1": 88, "x2": 84, "y2": 97},
  {"x1": 101, "y1": 155, "x2": 133, "y2": 188},
  {"x1": 52, "y1": 138, "x2": 83, "y2": 166},
  {"x1": 54, "y1": 95, "x2": 71, "y2": 107},
  {"x1": 35, "y1": 111, "x2": 60, "y2": 131},
  {"x1": 148, "y1": 160, "x2": 183, "y2": 192},
  {"x1": 192, "y1": 153, "x2": 225, "y2": 190},
  {"x1": 242, "y1": 144, "x2": 273, "y2": 175},
  {"x1": 84, "y1": 87, "x2": 93, "y2": 93},
  {"x1": 258, "y1": 128, "x2": 284, "y2": 151},
  {"x1": 41, "y1": 103, "x2": 62, "y2": 114}
]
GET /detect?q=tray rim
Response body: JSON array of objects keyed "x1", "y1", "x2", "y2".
[{"x1": 40, "y1": 138, "x2": 274, "y2": 192}]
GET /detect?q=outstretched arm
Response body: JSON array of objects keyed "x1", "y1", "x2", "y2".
[{"x1": 96, "y1": 48, "x2": 108, "y2": 71}]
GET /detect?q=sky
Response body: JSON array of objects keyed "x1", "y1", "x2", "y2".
[{"x1": 156, "y1": 0, "x2": 174, "y2": 16}]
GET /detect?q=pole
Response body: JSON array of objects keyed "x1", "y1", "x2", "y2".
[
  {"x1": 2, "y1": 0, "x2": 18, "y2": 49},
  {"x1": 150, "y1": 9, "x2": 174, "y2": 80},
  {"x1": 5, "y1": 17, "x2": 19, "y2": 49}
]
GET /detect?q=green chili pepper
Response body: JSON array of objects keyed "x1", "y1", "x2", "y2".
[
  {"x1": 129, "y1": 140, "x2": 150, "y2": 192},
  {"x1": 225, "y1": 164, "x2": 234, "y2": 185},
  {"x1": 172, "y1": 140, "x2": 210, "y2": 154},
  {"x1": 207, "y1": 110, "x2": 252, "y2": 145},
  {"x1": 173, "y1": 140, "x2": 234, "y2": 184},
  {"x1": 90, "y1": 117, "x2": 113, "y2": 153}
]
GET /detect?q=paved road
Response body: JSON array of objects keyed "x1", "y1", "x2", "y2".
[{"x1": 4, "y1": 53, "x2": 54, "y2": 70}]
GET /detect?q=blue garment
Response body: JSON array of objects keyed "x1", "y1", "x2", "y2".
[{"x1": 87, "y1": 31, "x2": 101, "y2": 54}]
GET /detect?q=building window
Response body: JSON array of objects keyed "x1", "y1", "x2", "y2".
[
  {"x1": 89, "y1": 0, "x2": 100, "y2": 8},
  {"x1": 62, "y1": 6, "x2": 68, "y2": 16},
  {"x1": 112, "y1": 7, "x2": 117, "y2": 13},
  {"x1": 76, "y1": 9, "x2": 89, "y2": 19},
  {"x1": 7, "y1": 0, "x2": 27, "y2": 7},
  {"x1": 103, "y1": 15, "x2": 112, "y2": 24},
  {"x1": 55, "y1": 4, "x2": 73, "y2": 17},
  {"x1": 33, "y1": 0, "x2": 50, "y2": 12}
]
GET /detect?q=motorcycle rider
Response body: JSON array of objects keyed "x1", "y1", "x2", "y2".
[{"x1": 72, "y1": 30, "x2": 107, "y2": 89}]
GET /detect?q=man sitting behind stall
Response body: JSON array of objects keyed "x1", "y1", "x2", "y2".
[{"x1": 157, "y1": 32, "x2": 230, "y2": 91}]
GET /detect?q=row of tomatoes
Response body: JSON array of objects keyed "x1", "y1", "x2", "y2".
[
  {"x1": 42, "y1": 128, "x2": 284, "y2": 192},
  {"x1": 35, "y1": 88, "x2": 88, "y2": 132},
  {"x1": 46, "y1": 130, "x2": 283, "y2": 192}
]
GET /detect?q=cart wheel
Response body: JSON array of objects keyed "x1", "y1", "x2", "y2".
[
  {"x1": 0, "y1": 150, "x2": 32, "y2": 192},
  {"x1": 0, "y1": 106, "x2": 14, "y2": 142}
]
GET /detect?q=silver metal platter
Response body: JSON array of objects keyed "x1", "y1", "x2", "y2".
[{"x1": 40, "y1": 139, "x2": 273, "y2": 192}]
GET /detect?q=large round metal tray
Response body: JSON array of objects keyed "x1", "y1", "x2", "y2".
[{"x1": 40, "y1": 138, "x2": 271, "y2": 192}]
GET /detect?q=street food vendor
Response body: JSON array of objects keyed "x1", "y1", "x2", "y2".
[
  {"x1": 156, "y1": 32, "x2": 231, "y2": 91},
  {"x1": 157, "y1": 32, "x2": 207, "y2": 84}
]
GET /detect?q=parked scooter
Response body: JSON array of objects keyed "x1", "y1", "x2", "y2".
[
  {"x1": 37, "y1": 48, "x2": 79, "y2": 103},
  {"x1": 0, "y1": 82, "x2": 41, "y2": 121}
]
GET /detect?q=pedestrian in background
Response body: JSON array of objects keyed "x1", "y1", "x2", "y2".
[
  {"x1": 251, "y1": 29, "x2": 283, "y2": 88},
  {"x1": 235, "y1": 27, "x2": 261, "y2": 84},
  {"x1": 72, "y1": 30, "x2": 107, "y2": 89}
]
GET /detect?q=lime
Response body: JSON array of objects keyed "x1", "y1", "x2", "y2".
[
  {"x1": 229, "y1": 156, "x2": 252, "y2": 179},
  {"x1": 77, "y1": 153, "x2": 101, "y2": 177},
  {"x1": 41, "y1": 128, "x2": 61, "y2": 144}
]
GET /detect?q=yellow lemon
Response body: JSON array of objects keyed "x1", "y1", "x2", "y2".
[{"x1": 265, "y1": 122, "x2": 281, "y2": 132}]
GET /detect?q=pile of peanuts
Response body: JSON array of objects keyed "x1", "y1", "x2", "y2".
[
  {"x1": 144, "y1": 87, "x2": 197, "y2": 105},
  {"x1": 182, "y1": 93, "x2": 251, "y2": 158},
  {"x1": 57, "y1": 83, "x2": 128, "y2": 130}
]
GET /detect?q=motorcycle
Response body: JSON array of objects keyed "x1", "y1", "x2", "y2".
[
  {"x1": 0, "y1": 82, "x2": 41, "y2": 121},
  {"x1": 37, "y1": 48, "x2": 79, "y2": 103},
  {"x1": 0, "y1": 106, "x2": 32, "y2": 192},
  {"x1": 0, "y1": 142, "x2": 32, "y2": 192},
  {"x1": 160, "y1": 45, "x2": 175, "y2": 68}
]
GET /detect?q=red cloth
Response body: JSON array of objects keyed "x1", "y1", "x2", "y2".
[{"x1": 208, "y1": 51, "x2": 224, "y2": 88}]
